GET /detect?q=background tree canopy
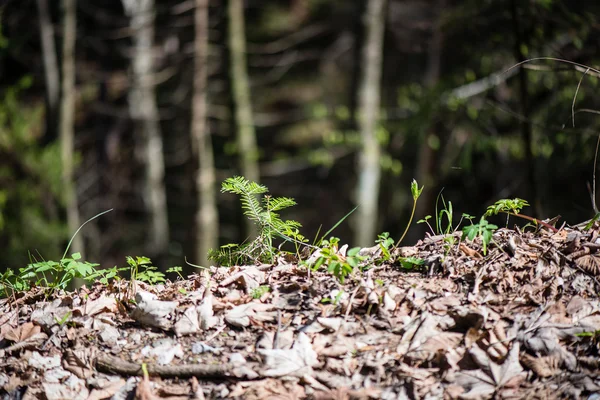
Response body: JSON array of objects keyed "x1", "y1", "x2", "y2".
[{"x1": 0, "y1": 0, "x2": 599, "y2": 271}]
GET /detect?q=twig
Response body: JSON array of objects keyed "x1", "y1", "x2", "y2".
[
  {"x1": 95, "y1": 353, "x2": 247, "y2": 379},
  {"x1": 204, "y1": 325, "x2": 226, "y2": 343},
  {"x1": 343, "y1": 286, "x2": 361, "y2": 323},
  {"x1": 572, "y1": 68, "x2": 589, "y2": 128}
]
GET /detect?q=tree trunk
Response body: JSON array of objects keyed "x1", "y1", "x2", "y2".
[
  {"x1": 228, "y1": 0, "x2": 260, "y2": 239},
  {"x1": 354, "y1": 0, "x2": 386, "y2": 246},
  {"x1": 59, "y1": 0, "x2": 84, "y2": 257},
  {"x1": 414, "y1": 0, "x2": 445, "y2": 240},
  {"x1": 122, "y1": 0, "x2": 169, "y2": 254},
  {"x1": 510, "y1": 0, "x2": 539, "y2": 215},
  {"x1": 192, "y1": 0, "x2": 218, "y2": 266},
  {"x1": 37, "y1": 0, "x2": 60, "y2": 140}
]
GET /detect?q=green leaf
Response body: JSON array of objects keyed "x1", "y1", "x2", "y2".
[
  {"x1": 410, "y1": 179, "x2": 423, "y2": 201},
  {"x1": 347, "y1": 247, "x2": 361, "y2": 257}
]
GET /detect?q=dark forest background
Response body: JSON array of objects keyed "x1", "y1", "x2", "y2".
[{"x1": 1, "y1": 0, "x2": 600, "y2": 273}]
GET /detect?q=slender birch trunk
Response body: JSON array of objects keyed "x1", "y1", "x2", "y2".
[
  {"x1": 354, "y1": 0, "x2": 386, "y2": 246},
  {"x1": 228, "y1": 0, "x2": 260, "y2": 239},
  {"x1": 122, "y1": 0, "x2": 169, "y2": 254},
  {"x1": 60, "y1": 0, "x2": 84, "y2": 257},
  {"x1": 192, "y1": 0, "x2": 218, "y2": 266},
  {"x1": 37, "y1": 0, "x2": 60, "y2": 139}
]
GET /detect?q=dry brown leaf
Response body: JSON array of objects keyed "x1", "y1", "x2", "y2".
[
  {"x1": 135, "y1": 378, "x2": 159, "y2": 400},
  {"x1": 520, "y1": 353, "x2": 560, "y2": 378},
  {"x1": 459, "y1": 243, "x2": 482, "y2": 259},
  {"x1": 3, "y1": 322, "x2": 40, "y2": 343},
  {"x1": 574, "y1": 253, "x2": 600, "y2": 275}
]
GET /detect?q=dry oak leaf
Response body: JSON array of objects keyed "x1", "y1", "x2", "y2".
[{"x1": 1, "y1": 322, "x2": 40, "y2": 343}]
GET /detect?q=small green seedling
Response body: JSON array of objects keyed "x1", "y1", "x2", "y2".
[
  {"x1": 128, "y1": 256, "x2": 165, "y2": 285},
  {"x1": 417, "y1": 215, "x2": 435, "y2": 234},
  {"x1": 375, "y1": 232, "x2": 394, "y2": 262},
  {"x1": 395, "y1": 179, "x2": 423, "y2": 248},
  {"x1": 485, "y1": 198, "x2": 558, "y2": 232},
  {"x1": 166, "y1": 266, "x2": 185, "y2": 281},
  {"x1": 250, "y1": 285, "x2": 270, "y2": 299},
  {"x1": 55, "y1": 311, "x2": 72, "y2": 327},
  {"x1": 462, "y1": 217, "x2": 498, "y2": 255},
  {"x1": 212, "y1": 176, "x2": 308, "y2": 265},
  {"x1": 311, "y1": 237, "x2": 365, "y2": 283},
  {"x1": 321, "y1": 290, "x2": 344, "y2": 305},
  {"x1": 398, "y1": 256, "x2": 425, "y2": 270}
]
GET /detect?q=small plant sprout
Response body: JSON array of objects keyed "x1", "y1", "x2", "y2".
[
  {"x1": 417, "y1": 215, "x2": 435, "y2": 234},
  {"x1": 462, "y1": 213, "x2": 476, "y2": 223},
  {"x1": 311, "y1": 237, "x2": 365, "y2": 284},
  {"x1": 212, "y1": 176, "x2": 309, "y2": 265},
  {"x1": 375, "y1": 232, "x2": 394, "y2": 261},
  {"x1": 484, "y1": 198, "x2": 559, "y2": 232},
  {"x1": 250, "y1": 285, "x2": 270, "y2": 299},
  {"x1": 166, "y1": 266, "x2": 185, "y2": 281},
  {"x1": 127, "y1": 256, "x2": 165, "y2": 285},
  {"x1": 462, "y1": 217, "x2": 498, "y2": 255},
  {"x1": 397, "y1": 256, "x2": 425, "y2": 270},
  {"x1": 435, "y1": 193, "x2": 454, "y2": 235},
  {"x1": 395, "y1": 179, "x2": 423, "y2": 248}
]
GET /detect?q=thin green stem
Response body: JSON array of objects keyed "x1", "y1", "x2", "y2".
[
  {"x1": 395, "y1": 199, "x2": 417, "y2": 248},
  {"x1": 62, "y1": 208, "x2": 113, "y2": 260}
]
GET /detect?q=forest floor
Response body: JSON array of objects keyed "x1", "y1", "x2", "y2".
[{"x1": 2, "y1": 223, "x2": 600, "y2": 399}]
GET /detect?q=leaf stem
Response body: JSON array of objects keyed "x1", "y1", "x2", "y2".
[
  {"x1": 509, "y1": 212, "x2": 558, "y2": 232},
  {"x1": 395, "y1": 199, "x2": 417, "y2": 248}
]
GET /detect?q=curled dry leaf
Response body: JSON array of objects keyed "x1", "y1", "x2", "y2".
[
  {"x1": 259, "y1": 332, "x2": 319, "y2": 377},
  {"x1": 224, "y1": 302, "x2": 277, "y2": 328},
  {"x1": 130, "y1": 291, "x2": 178, "y2": 330}
]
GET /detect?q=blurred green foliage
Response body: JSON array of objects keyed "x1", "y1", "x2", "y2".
[{"x1": 0, "y1": 78, "x2": 67, "y2": 265}]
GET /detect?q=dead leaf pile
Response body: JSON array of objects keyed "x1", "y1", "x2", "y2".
[{"x1": 2, "y1": 224, "x2": 600, "y2": 399}]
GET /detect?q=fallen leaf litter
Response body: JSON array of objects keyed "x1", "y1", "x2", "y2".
[{"x1": 2, "y1": 224, "x2": 600, "y2": 399}]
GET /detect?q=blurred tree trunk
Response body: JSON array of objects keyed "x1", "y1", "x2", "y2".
[
  {"x1": 414, "y1": 0, "x2": 445, "y2": 239},
  {"x1": 510, "y1": 0, "x2": 539, "y2": 215},
  {"x1": 192, "y1": 0, "x2": 218, "y2": 266},
  {"x1": 60, "y1": 0, "x2": 84, "y2": 257},
  {"x1": 228, "y1": 0, "x2": 259, "y2": 239},
  {"x1": 354, "y1": 0, "x2": 386, "y2": 246},
  {"x1": 122, "y1": 0, "x2": 169, "y2": 254},
  {"x1": 37, "y1": 0, "x2": 59, "y2": 140}
]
